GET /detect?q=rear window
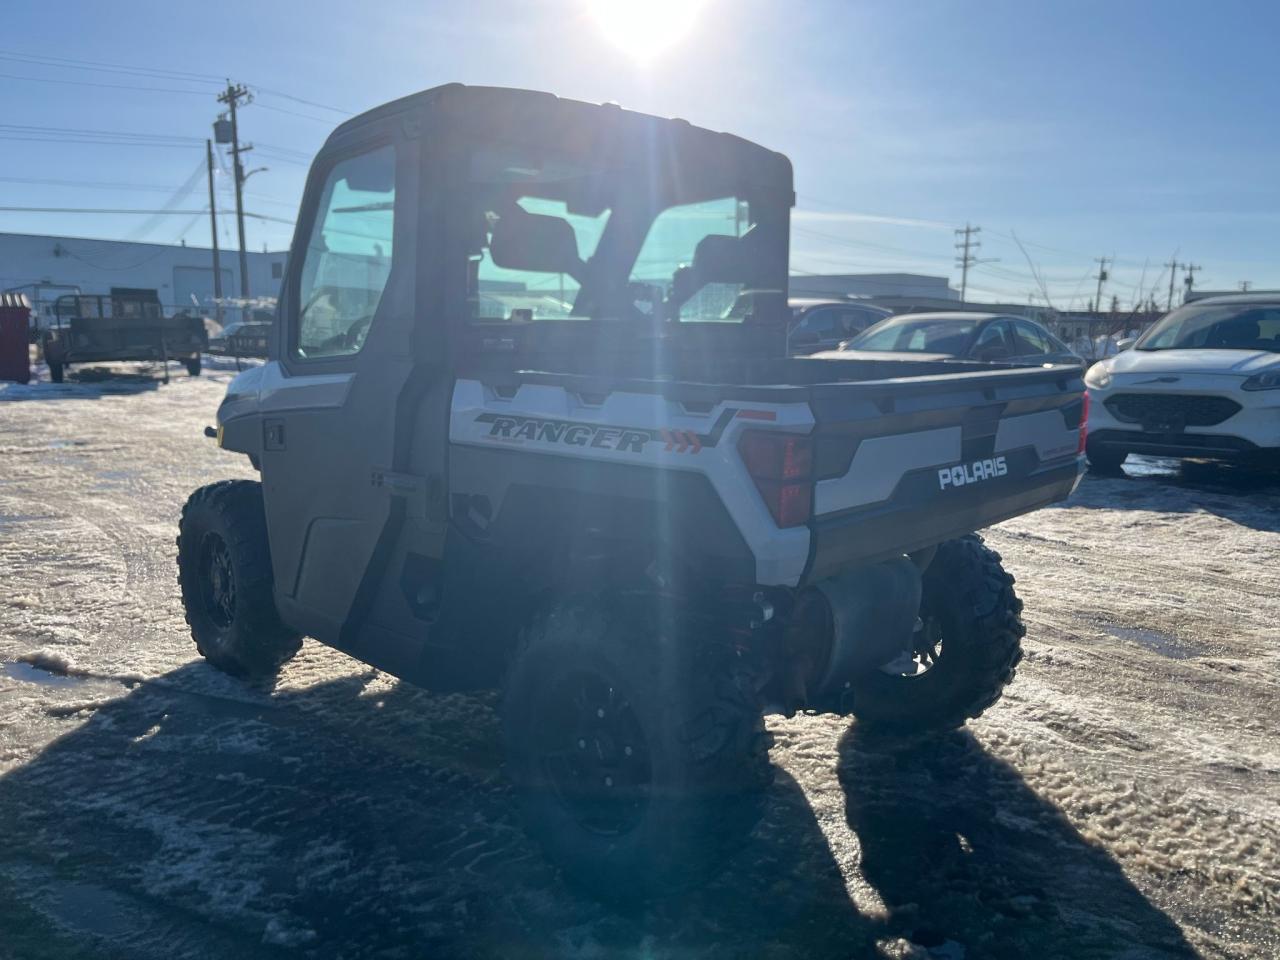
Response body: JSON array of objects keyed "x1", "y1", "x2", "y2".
[{"x1": 852, "y1": 316, "x2": 977, "y2": 354}]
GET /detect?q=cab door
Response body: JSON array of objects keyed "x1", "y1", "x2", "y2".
[{"x1": 260, "y1": 125, "x2": 448, "y2": 658}]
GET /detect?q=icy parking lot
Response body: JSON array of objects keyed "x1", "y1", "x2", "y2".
[{"x1": 1, "y1": 367, "x2": 1277, "y2": 960}]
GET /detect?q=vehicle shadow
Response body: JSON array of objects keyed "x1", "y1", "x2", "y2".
[
  {"x1": 1, "y1": 366, "x2": 166, "y2": 401},
  {"x1": 0, "y1": 661, "x2": 877, "y2": 959},
  {"x1": 1072, "y1": 455, "x2": 1280, "y2": 533},
  {"x1": 838, "y1": 724, "x2": 1198, "y2": 959}
]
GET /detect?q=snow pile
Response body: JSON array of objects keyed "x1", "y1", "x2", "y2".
[{"x1": 17, "y1": 648, "x2": 82, "y2": 677}]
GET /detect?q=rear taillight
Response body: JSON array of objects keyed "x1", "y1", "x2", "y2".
[
  {"x1": 738, "y1": 430, "x2": 814, "y2": 528},
  {"x1": 1078, "y1": 392, "x2": 1090, "y2": 454}
]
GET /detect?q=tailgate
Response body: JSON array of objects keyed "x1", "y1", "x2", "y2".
[{"x1": 803, "y1": 364, "x2": 1085, "y2": 583}]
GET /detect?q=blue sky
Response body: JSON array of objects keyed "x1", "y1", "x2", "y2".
[{"x1": 3, "y1": 0, "x2": 1278, "y2": 308}]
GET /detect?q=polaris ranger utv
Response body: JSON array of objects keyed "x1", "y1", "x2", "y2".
[{"x1": 179, "y1": 84, "x2": 1086, "y2": 896}]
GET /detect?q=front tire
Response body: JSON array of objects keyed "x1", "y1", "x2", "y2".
[
  {"x1": 185, "y1": 356, "x2": 202, "y2": 377},
  {"x1": 48, "y1": 361, "x2": 64, "y2": 383},
  {"x1": 850, "y1": 535, "x2": 1024, "y2": 733},
  {"x1": 177, "y1": 480, "x2": 301, "y2": 678},
  {"x1": 502, "y1": 594, "x2": 772, "y2": 899}
]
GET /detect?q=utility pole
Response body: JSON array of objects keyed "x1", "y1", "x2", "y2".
[
  {"x1": 1181, "y1": 263, "x2": 1202, "y2": 302},
  {"x1": 216, "y1": 81, "x2": 253, "y2": 302},
  {"x1": 205, "y1": 139, "x2": 224, "y2": 324},
  {"x1": 1164, "y1": 257, "x2": 1181, "y2": 311},
  {"x1": 1239, "y1": 280, "x2": 1252, "y2": 292},
  {"x1": 1093, "y1": 257, "x2": 1110, "y2": 318},
  {"x1": 954, "y1": 224, "x2": 991, "y2": 302}
]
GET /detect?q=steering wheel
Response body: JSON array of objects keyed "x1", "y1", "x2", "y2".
[
  {"x1": 315, "y1": 315, "x2": 374, "y2": 355},
  {"x1": 342, "y1": 315, "x2": 373, "y2": 350}
]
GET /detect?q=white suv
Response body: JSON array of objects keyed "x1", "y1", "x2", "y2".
[{"x1": 1084, "y1": 294, "x2": 1280, "y2": 471}]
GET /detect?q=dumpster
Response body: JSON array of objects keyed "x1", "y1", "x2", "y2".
[{"x1": 0, "y1": 292, "x2": 32, "y2": 384}]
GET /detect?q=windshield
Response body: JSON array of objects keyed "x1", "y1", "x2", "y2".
[
  {"x1": 465, "y1": 145, "x2": 787, "y2": 326},
  {"x1": 848, "y1": 315, "x2": 977, "y2": 354},
  {"x1": 1137, "y1": 302, "x2": 1280, "y2": 352}
]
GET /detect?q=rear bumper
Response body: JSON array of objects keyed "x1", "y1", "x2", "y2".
[{"x1": 803, "y1": 453, "x2": 1083, "y2": 583}]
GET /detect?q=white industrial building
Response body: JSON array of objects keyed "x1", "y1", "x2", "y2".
[
  {"x1": 789, "y1": 272, "x2": 961, "y2": 302},
  {"x1": 0, "y1": 232, "x2": 288, "y2": 329}
]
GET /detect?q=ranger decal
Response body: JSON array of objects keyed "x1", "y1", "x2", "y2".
[{"x1": 475, "y1": 408, "x2": 737, "y2": 455}]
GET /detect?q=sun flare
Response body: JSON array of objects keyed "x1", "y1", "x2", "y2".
[{"x1": 585, "y1": 0, "x2": 709, "y2": 62}]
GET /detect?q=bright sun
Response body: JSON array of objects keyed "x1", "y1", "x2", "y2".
[{"x1": 585, "y1": 0, "x2": 709, "y2": 62}]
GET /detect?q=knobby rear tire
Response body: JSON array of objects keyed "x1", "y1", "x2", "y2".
[
  {"x1": 502, "y1": 593, "x2": 772, "y2": 900},
  {"x1": 850, "y1": 534, "x2": 1025, "y2": 734}
]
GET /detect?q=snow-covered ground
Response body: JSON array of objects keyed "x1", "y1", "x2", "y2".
[{"x1": 1, "y1": 365, "x2": 1276, "y2": 959}]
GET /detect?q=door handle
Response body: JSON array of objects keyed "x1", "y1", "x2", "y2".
[{"x1": 263, "y1": 419, "x2": 286, "y2": 451}]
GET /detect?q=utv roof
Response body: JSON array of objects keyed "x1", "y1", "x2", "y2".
[{"x1": 323, "y1": 83, "x2": 793, "y2": 184}]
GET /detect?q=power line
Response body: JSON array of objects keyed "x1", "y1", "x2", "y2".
[
  {"x1": 0, "y1": 47, "x2": 350, "y2": 114},
  {"x1": 251, "y1": 86, "x2": 353, "y2": 117},
  {"x1": 0, "y1": 49, "x2": 223, "y2": 84},
  {"x1": 0, "y1": 175, "x2": 191, "y2": 193},
  {"x1": 125, "y1": 158, "x2": 208, "y2": 242},
  {"x1": 0, "y1": 70, "x2": 214, "y2": 96},
  {"x1": 0, "y1": 136, "x2": 199, "y2": 150},
  {"x1": 791, "y1": 226, "x2": 953, "y2": 263},
  {"x1": 0, "y1": 207, "x2": 210, "y2": 214},
  {"x1": 251, "y1": 101, "x2": 339, "y2": 125}
]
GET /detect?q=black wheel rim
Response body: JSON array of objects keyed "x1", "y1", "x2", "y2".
[
  {"x1": 536, "y1": 670, "x2": 652, "y2": 836},
  {"x1": 197, "y1": 532, "x2": 236, "y2": 630},
  {"x1": 878, "y1": 609, "x2": 944, "y2": 678}
]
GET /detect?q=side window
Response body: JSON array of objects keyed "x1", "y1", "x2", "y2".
[
  {"x1": 1257, "y1": 311, "x2": 1280, "y2": 343},
  {"x1": 1012, "y1": 319, "x2": 1051, "y2": 355},
  {"x1": 844, "y1": 308, "x2": 881, "y2": 335},
  {"x1": 973, "y1": 322, "x2": 1012, "y2": 360},
  {"x1": 831, "y1": 310, "x2": 860, "y2": 337},
  {"x1": 295, "y1": 145, "x2": 395, "y2": 359},
  {"x1": 794, "y1": 309, "x2": 835, "y2": 340}
]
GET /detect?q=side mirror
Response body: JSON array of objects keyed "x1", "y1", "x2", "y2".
[
  {"x1": 1116, "y1": 337, "x2": 1136, "y2": 352},
  {"x1": 489, "y1": 206, "x2": 584, "y2": 280}
]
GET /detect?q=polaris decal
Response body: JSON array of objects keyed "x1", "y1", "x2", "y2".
[
  {"x1": 475, "y1": 408, "x2": 736, "y2": 455},
  {"x1": 938, "y1": 456, "x2": 1008, "y2": 489}
]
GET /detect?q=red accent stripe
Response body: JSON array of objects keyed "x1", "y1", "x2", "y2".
[{"x1": 736, "y1": 409, "x2": 777, "y2": 421}]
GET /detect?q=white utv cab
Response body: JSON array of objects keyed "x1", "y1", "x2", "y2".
[{"x1": 179, "y1": 85, "x2": 1086, "y2": 897}]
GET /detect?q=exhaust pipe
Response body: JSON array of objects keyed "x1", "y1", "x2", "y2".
[{"x1": 784, "y1": 556, "x2": 922, "y2": 712}]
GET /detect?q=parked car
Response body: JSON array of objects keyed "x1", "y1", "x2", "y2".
[
  {"x1": 1083, "y1": 294, "x2": 1280, "y2": 471},
  {"x1": 830, "y1": 312, "x2": 1082, "y2": 366},
  {"x1": 209, "y1": 319, "x2": 273, "y2": 358},
  {"x1": 786, "y1": 298, "x2": 891, "y2": 355}
]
